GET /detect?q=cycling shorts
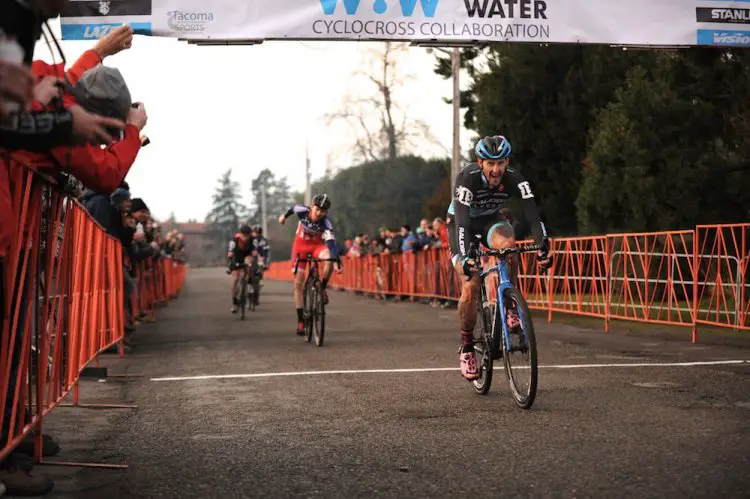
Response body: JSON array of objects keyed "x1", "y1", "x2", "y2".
[
  {"x1": 230, "y1": 252, "x2": 253, "y2": 268},
  {"x1": 291, "y1": 238, "x2": 327, "y2": 271},
  {"x1": 447, "y1": 211, "x2": 513, "y2": 267}
]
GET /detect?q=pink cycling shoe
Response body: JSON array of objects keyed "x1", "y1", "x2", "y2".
[{"x1": 460, "y1": 347, "x2": 480, "y2": 380}]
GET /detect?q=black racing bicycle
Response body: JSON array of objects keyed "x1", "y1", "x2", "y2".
[
  {"x1": 233, "y1": 258, "x2": 259, "y2": 320},
  {"x1": 293, "y1": 254, "x2": 340, "y2": 347}
]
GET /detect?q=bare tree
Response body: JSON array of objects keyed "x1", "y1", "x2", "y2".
[{"x1": 325, "y1": 42, "x2": 439, "y2": 164}]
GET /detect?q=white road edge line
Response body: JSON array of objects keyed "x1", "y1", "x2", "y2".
[{"x1": 149, "y1": 360, "x2": 749, "y2": 382}]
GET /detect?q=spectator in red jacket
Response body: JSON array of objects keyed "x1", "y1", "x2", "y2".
[
  {"x1": 433, "y1": 217, "x2": 449, "y2": 249},
  {"x1": 14, "y1": 25, "x2": 147, "y2": 195}
]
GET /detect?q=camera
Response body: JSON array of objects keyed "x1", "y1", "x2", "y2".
[{"x1": 130, "y1": 103, "x2": 151, "y2": 147}]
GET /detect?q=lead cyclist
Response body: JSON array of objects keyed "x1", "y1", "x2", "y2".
[{"x1": 447, "y1": 135, "x2": 552, "y2": 381}]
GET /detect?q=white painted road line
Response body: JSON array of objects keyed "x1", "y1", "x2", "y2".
[{"x1": 150, "y1": 360, "x2": 749, "y2": 382}]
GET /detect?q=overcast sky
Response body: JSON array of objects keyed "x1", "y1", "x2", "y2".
[{"x1": 34, "y1": 20, "x2": 475, "y2": 222}]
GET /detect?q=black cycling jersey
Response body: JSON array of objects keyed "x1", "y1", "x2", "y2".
[
  {"x1": 251, "y1": 236, "x2": 270, "y2": 260},
  {"x1": 228, "y1": 233, "x2": 252, "y2": 258},
  {"x1": 447, "y1": 163, "x2": 548, "y2": 259}
]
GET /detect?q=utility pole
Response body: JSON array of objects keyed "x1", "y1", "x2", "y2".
[
  {"x1": 451, "y1": 47, "x2": 461, "y2": 194},
  {"x1": 304, "y1": 144, "x2": 312, "y2": 206},
  {"x1": 260, "y1": 182, "x2": 268, "y2": 235}
]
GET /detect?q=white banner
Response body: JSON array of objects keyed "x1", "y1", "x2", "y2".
[{"x1": 59, "y1": 0, "x2": 750, "y2": 47}]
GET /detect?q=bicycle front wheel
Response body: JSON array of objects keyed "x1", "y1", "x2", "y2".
[
  {"x1": 303, "y1": 279, "x2": 315, "y2": 343},
  {"x1": 313, "y1": 281, "x2": 325, "y2": 347},
  {"x1": 502, "y1": 287, "x2": 538, "y2": 409}
]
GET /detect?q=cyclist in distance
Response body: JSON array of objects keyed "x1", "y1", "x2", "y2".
[
  {"x1": 278, "y1": 193, "x2": 342, "y2": 335},
  {"x1": 448, "y1": 135, "x2": 552, "y2": 381},
  {"x1": 227, "y1": 224, "x2": 254, "y2": 314},
  {"x1": 250, "y1": 224, "x2": 270, "y2": 305}
]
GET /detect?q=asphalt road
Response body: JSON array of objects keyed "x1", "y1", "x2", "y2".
[{"x1": 31, "y1": 268, "x2": 750, "y2": 499}]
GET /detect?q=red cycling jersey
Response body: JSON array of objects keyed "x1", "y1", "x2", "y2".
[{"x1": 283, "y1": 204, "x2": 338, "y2": 269}]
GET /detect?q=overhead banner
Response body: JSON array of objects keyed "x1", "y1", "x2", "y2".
[{"x1": 60, "y1": 0, "x2": 750, "y2": 47}]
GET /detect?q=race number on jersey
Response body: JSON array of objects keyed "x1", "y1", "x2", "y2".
[
  {"x1": 455, "y1": 186, "x2": 474, "y2": 206},
  {"x1": 517, "y1": 181, "x2": 534, "y2": 199}
]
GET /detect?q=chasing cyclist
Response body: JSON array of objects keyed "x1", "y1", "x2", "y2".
[
  {"x1": 250, "y1": 225, "x2": 270, "y2": 306},
  {"x1": 227, "y1": 224, "x2": 255, "y2": 313},
  {"x1": 448, "y1": 135, "x2": 551, "y2": 381},
  {"x1": 278, "y1": 193, "x2": 342, "y2": 335}
]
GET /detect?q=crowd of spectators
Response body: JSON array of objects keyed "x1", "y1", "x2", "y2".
[
  {"x1": 340, "y1": 217, "x2": 449, "y2": 257},
  {"x1": 81, "y1": 182, "x2": 187, "y2": 350},
  {"x1": 0, "y1": 2, "x2": 185, "y2": 495},
  {"x1": 338, "y1": 217, "x2": 455, "y2": 307}
]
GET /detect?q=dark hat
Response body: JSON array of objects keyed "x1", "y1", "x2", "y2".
[
  {"x1": 71, "y1": 65, "x2": 132, "y2": 122},
  {"x1": 110, "y1": 188, "x2": 131, "y2": 206},
  {"x1": 130, "y1": 198, "x2": 149, "y2": 213}
]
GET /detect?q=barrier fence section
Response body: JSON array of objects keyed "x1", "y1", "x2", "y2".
[
  {"x1": 0, "y1": 158, "x2": 187, "y2": 463},
  {"x1": 265, "y1": 224, "x2": 749, "y2": 342}
]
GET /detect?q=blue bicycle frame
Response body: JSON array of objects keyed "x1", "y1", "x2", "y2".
[{"x1": 478, "y1": 256, "x2": 529, "y2": 354}]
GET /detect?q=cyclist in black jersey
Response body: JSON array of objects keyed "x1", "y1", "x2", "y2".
[
  {"x1": 250, "y1": 225, "x2": 270, "y2": 305},
  {"x1": 447, "y1": 135, "x2": 551, "y2": 381},
  {"x1": 227, "y1": 224, "x2": 254, "y2": 313}
]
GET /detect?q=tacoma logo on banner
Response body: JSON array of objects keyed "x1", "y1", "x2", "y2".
[
  {"x1": 319, "y1": 0, "x2": 440, "y2": 17},
  {"x1": 166, "y1": 11, "x2": 215, "y2": 33}
]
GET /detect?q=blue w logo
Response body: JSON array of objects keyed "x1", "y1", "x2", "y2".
[{"x1": 319, "y1": 0, "x2": 439, "y2": 17}]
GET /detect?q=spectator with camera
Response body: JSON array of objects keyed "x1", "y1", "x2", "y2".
[{"x1": 16, "y1": 26, "x2": 148, "y2": 196}]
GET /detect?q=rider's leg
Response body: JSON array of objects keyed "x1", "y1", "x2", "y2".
[
  {"x1": 446, "y1": 216, "x2": 481, "y2": 380},
  {"x1": 231, "y1": 270, "x2": 240, "y2": 312},
  {"x1": 454, "y1": 256, "x2": 481, "y2": 380},
  {"x1": 455, "y1": 258, "x2": 481, "y2": 341},
  {"x1": 294, "y1": 268, "x2": 306, "y2": 333},
  {"x1": 319, "y1": 248, "x2": 333, "y2": 304}
]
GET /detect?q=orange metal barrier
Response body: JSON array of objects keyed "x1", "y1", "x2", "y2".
[
  {"x1": 266, "y1": 223, "x2": 749, "y2": 342},
  {"x1": 1, "y1": 157, "x2": 188, "y2": 464},
  {"x1": 695, "y1": 224, "x2": 749, "y2": 339},
  {"x1": 131, "y1": 256, "x2": 187, "y2": 322}
]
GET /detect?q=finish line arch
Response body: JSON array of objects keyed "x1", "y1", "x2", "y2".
[{"x1": 59, "y1": 0, "x2": 750, "y2": 48}]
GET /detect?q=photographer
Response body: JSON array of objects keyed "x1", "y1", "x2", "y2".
[
  {"x1": 17, "y1": 62, "x2": 148, "y2": 195},
  {"x1": 0, "y1": 0, "x2": 126, "y2": 149}
]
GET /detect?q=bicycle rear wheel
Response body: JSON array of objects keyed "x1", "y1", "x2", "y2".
[
  {"x1": 502, "y1": 287, "x2": 538, "y2": 409},
  {"x1": 239, "y1": 275, "x2": 247, "y2": 321},
  {"x1": 471, "y1": 295, "x2": 493, "y2": 395},
  {"x1": 249, "y1": 261, "x2": 259, "y2": 311},
  {"x1": 303, "y1": 279, "x2": 314, "y2": 343},
  {"x1": 313, "y1": 281, "x2": 325, "y2": 347},
  {"x1": 247, "y1": 275, "x2": 256, "y2": 313}
]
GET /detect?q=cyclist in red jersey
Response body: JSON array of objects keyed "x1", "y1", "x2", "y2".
[{"x1": 278, "y1": 194, "x2": 341, "y2": 335}]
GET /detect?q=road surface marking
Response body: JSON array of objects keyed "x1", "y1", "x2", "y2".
[{"x1": 150, "y1": 360, "x2": 749, "y2": 382}]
